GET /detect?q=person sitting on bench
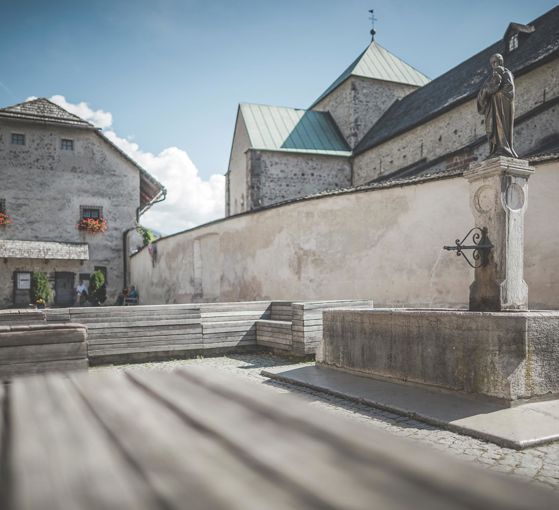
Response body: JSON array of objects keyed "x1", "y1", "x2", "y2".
[{"x1": 124, "y1": 285, "x2": 139, "y2": 305}]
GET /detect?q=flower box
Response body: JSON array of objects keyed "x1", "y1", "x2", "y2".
[
  {"x1": 0, "y1": 212, "x2": 12, "y2": 226},
  {"x1": 77, "y1": 217, "x2": 108, "y2": 233}
]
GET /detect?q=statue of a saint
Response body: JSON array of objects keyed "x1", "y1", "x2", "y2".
[{"x1": 477, "y1": 53, "x2": 518, "y2": 158}]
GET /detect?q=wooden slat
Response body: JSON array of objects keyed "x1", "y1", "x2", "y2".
[
  {"x1": 8, "y1": 374, "x2": 160, "y2": 510},
  {"x1": 0, "y1": 328, "x2": 86, "y2": 347},
  {"x1": 0, "y1": 342, "x2": 86, "y2": 365},
  {"x1": 69, "y1": 371, "x2": 317, "y2": 510},
  {"x1": 0, "y1": 360, "x2": 89, "y2": 378}
]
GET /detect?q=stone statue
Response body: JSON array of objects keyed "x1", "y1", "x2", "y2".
[{"x1": 477, "y1": 53, "x2": 518, "y2": 158}]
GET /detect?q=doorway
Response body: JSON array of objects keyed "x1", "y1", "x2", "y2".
[{"x1": 55, "y1": 272, "x2": 75, "y2": 306}]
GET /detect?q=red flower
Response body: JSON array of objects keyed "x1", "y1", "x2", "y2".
[
  {"x1": 77, "y1": 217, "x2": 108, "y2": 233},
  {"x1": 0, "y1": 212, "x2": 12, "y2": 226}
]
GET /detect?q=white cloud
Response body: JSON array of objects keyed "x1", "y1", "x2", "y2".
[{"x1": 39, "y1": 95, "x2": 225, "y2": 235}]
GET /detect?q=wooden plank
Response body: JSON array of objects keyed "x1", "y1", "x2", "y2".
[
  {"x1": 89, "y1": 333, "x2": 203, "y2": 345},
  {"x1": 257, "y1": 341, "x2": 291, "y2": 351},
  {"x1": 0, "y1": 328, "x2": 86, "y2": 347},
  {"x1": 69, "y1": 370, "x2": 317, "y2": 510},
  {"x1": 0, "y1": 342, "x2": 87, "y2": 365},
  {"x1": 85, "y1": 319, "x2": 202, "y2": 329},
  {"x1": 88, "y1": 344, "x2": 207, "y2": 356},
  {"x1": 133, "y1": 369, "x2": 493, "y2": 510},
  {"x1": 8, "y1": 375, "x2": 160, "y2": 510},
  {"x1": 256, "y1": 332, "x2": 292, "y2": 343},
  {"x1": 0, "y1": 359, "x2": 88, "y2": 378}
]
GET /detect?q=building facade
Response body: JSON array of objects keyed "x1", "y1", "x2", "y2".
[
  {"x1": 226, "y1": 6, "x2": 559, "y2": 216},
  {"x1": 0, "y1": 98, "x2": 164, "y2": 307}
]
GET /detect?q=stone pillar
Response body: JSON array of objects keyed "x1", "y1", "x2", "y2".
[{"x1": 464, "y1": 157, "x2": 534, "y2": 311}]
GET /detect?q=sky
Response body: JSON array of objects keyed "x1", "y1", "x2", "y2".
[{"x1": 1, "y1": 0, "x2": 557, "y2": 234}]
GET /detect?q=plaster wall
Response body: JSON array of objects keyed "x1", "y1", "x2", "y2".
[
  {"x1": 313, "y1": 77, "x2": 417, "y2": 149},
  {"x1": 248, "y1": 150, "x2": 351, "y2": 209},
  {"x1": 131, "y1": 159, "x2": 559, "y2": 309},
  {"x1": 226, "y1": 114, "x2": 251, "y2": 216},
  {"x1": 0, "y1": 120, "x2": 140, "y2": 305},
  {"x1": 353, "y1": 59, "x2": 559, "y2": 184}
]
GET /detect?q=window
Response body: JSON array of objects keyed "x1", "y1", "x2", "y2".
[
  {"x1": 16, "y1": 272, "x2": 31, "y2": 290},
  {"x1": 509, "y1": 33, "x2": 519, "y2": 52},
  {"x1": 81, "y1": 206, "x2": 102, "y2": 219},
  {"x1": 61, "y1": 139, "x2": 74, "y2": 151},
  {"x1": 11, "y1": 133, "x2": 25, "y2": 145},
  {"x1": 0, "y1": 199, "x2": 5, "y2": 213}
]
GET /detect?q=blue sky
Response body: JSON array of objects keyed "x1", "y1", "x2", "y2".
[{"x1": 1, "y1": 0, "x2": 557, "y2": 233}]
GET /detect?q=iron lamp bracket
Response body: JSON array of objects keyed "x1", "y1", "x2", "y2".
[{"x1": 443, "y1": 227, "x2": 493, "y2": 269}]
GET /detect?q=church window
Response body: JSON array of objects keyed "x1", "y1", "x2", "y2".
[
  {"x1": 11, "y1": 133, "x2": 25, "y2": 145},
  {"x1": 61, "y1": 139, "x2": 74, "y2": 150},
  {"x1": 508, "y1": 33, "x2": 519, "y2": 52},
  {"x1": 80, "y1": 206, "x2": 102, "y2": 219}
]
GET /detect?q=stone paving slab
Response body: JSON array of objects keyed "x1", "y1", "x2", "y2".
[{"x1": 261, "y1": 365, "x2": 559, "y2": 450}]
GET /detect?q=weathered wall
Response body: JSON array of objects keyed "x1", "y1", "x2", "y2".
[
  {"x1": 226, "y1": 113, "x2": 251, "y2": 216},
  {"x1": 353, "y1": 59, "x2": 559, "y2": 184},
  {"x1": 313, "y1": 76, "x2": 418, "y2": 149},
  {"x1": 0, "y1": 120, "x2": 139, "y2": 305},
  {"x1": 131, "y1": 159, "x2": 559, "y2": 309},
  {"x1": 248, "y1": 150, "x2": 351, "y2": 209}
]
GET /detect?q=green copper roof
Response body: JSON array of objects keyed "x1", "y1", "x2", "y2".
[
  {"x1": 311, "y1": 41, "x2": 430, "y2": 108},
  {"x1": 240, "y1": 103, "x2": 351, "y2": 156}
]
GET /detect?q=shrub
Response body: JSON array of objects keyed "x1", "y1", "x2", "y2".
[
  {"x1": 31, "y1": 272, "x2": 52, "y2": 305},
  {"x1": 137, "y1": 225, "x2": 157, "y2": 246},
  {"x1": 88, "y1": 270, "x2": 106, "y2": 306}
]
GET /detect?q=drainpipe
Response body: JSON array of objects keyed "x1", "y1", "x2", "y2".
[{"x1": 122, "y1": 189, "x2": 167, "y2": 289}]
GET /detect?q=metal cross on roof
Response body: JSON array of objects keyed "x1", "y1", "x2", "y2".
[{"x1": 368, "y1": 9, "x2": 378, "y2": 41}]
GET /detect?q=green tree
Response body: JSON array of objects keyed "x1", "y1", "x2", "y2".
[
  {"x1": 31, "y1": 272, "x2": 52, "y2": 306},
  {"x1": 88, "y1": 270, "x2": 106, "y2": 306}
]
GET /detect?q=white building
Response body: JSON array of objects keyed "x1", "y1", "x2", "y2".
[{"x1": 0, "y1": 98, "x2": 165, "y2": 307}]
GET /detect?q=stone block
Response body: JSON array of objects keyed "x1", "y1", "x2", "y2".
[{"x1": 320, "y1": 308, "x2": 559, "y2": 402}]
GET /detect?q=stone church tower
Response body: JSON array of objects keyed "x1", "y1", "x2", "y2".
[
  {"x1": 226, "y1": 31, "x2": 430, "y2": 216},
  {"x1": 310, "y1": 35, "x2": 430, "y2": 149}
]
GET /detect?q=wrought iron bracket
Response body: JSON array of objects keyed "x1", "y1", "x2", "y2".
[{"x1": 443, "y1": 227, "x2": 493, "y2": 269}]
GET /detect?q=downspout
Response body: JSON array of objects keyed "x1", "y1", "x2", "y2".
[{"x1": 122, "y1": 188, "x2": 167, "y2": 289}]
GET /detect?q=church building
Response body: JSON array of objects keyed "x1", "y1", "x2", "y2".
[{"x1": 226, "y1": 6, "x2": 559, "y2": 216}]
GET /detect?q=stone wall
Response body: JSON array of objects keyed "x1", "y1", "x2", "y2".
[
  {"x1": 313, "y1": 76, "x2": 418, "y2": 149},
  {"x1": 0, "y1": 120, "x2": 140, "y2": 305},
  {"x1": 226, "y1": 113, "x2": 251, "y2": 216},
  {"x1": 248, "y1": 150, "x2": 351, "y2": 209},
  {"x1": 353, "y1": 59, "x2": 559, "y2": 184},
  {"x1": 131, "y1": 158, "x2": 559, "y2": 309}
]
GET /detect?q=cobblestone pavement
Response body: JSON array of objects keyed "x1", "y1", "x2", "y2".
[{"x1": 95, "y1": 353, "x2": 559, "y2": 491}]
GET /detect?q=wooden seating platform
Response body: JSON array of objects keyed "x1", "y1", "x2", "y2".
[
  {"x1": 0, "y1": 323, "x2": 88, "y2": 378},
  {"x1": 0, "y1": 367, "x2": 556, "y2": 509}
]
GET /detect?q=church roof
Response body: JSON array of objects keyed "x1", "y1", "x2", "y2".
[
  {"x1": 354, "y1": 5, "x2": 559, "y2": 155},
  {"x1": 311, "y1": 41, "x2": 430, "y2": 108},
  {"x1": 240, "y1": 103, "x2": 351, "y2": 156},
  {"x1": 0, "y1": 98, "x2": 93, "y2": 128}
]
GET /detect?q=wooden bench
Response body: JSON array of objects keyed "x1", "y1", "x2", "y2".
[
  {"x1": 0, "y1": 322, "x2": 87, "y2": 378},
  {"x1": 1, "y1": 367, "x2": 556, "y2": 509}
]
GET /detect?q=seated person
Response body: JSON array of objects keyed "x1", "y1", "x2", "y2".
[
  {"x1": 126, "y1": 285, "x2": 139, "y2": 303},
  {"x1": 116, "y1": 287, "x2": 128, "y2": 306},
  {"x1": 75, "y1": 281, "x2": 88, "y2": 306}
]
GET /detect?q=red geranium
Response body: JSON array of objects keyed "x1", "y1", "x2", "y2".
[
  {"x1": 77, "y1": 217, "x2": 108, "y2": 233},
  {"x1": 0, "y1": 212, "x2": 12, "y2": 226}
]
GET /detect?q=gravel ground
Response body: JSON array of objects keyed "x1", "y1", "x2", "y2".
[{"x1": 94, "y1": 353, "x2": 559, "y2": 491}]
